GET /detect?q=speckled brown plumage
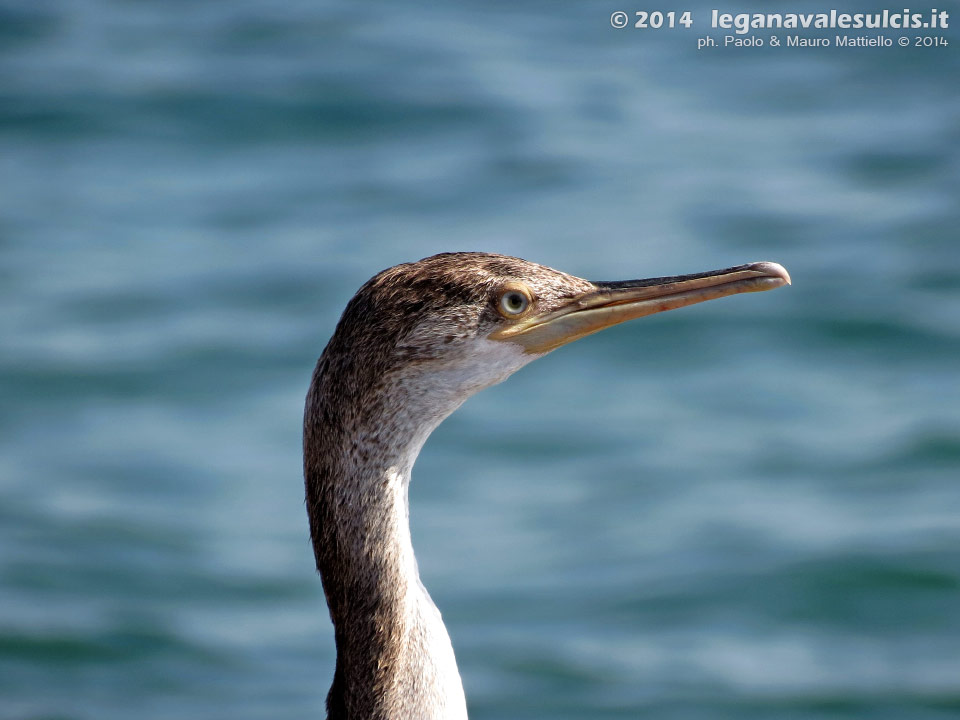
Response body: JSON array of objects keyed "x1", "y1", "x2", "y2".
[{"x1": 304, "y1": 253, "x2": 594, "y2": 720}]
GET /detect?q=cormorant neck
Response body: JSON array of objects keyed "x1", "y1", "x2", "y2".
[{"x1": 304, "y1": 355, "x2": 487, "y2": 720}]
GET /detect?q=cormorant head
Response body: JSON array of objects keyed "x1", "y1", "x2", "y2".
[{"x1": 320, "y1": 252, "x2": 789, "y2": 404}]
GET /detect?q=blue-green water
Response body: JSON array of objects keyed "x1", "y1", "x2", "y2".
[{"x1": 2, "y1": 1, "x2": 958, "y2": 718}]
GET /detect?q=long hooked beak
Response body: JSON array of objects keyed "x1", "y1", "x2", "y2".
[{"x1": 489, "y1": 262, "x2": 791, "y2": 354}]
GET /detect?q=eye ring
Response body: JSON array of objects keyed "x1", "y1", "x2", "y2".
[{"x1": 496, "y1": 283, "x2": 533, "y2": 318}]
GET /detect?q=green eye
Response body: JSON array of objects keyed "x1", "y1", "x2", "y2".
[{"x1": 497, "y1": 284, "x2": 533, "y2": 317}]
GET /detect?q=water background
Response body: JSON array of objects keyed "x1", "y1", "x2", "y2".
[{"x1": 2, "y1": 1, "x2": 958, "y2": 718}]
